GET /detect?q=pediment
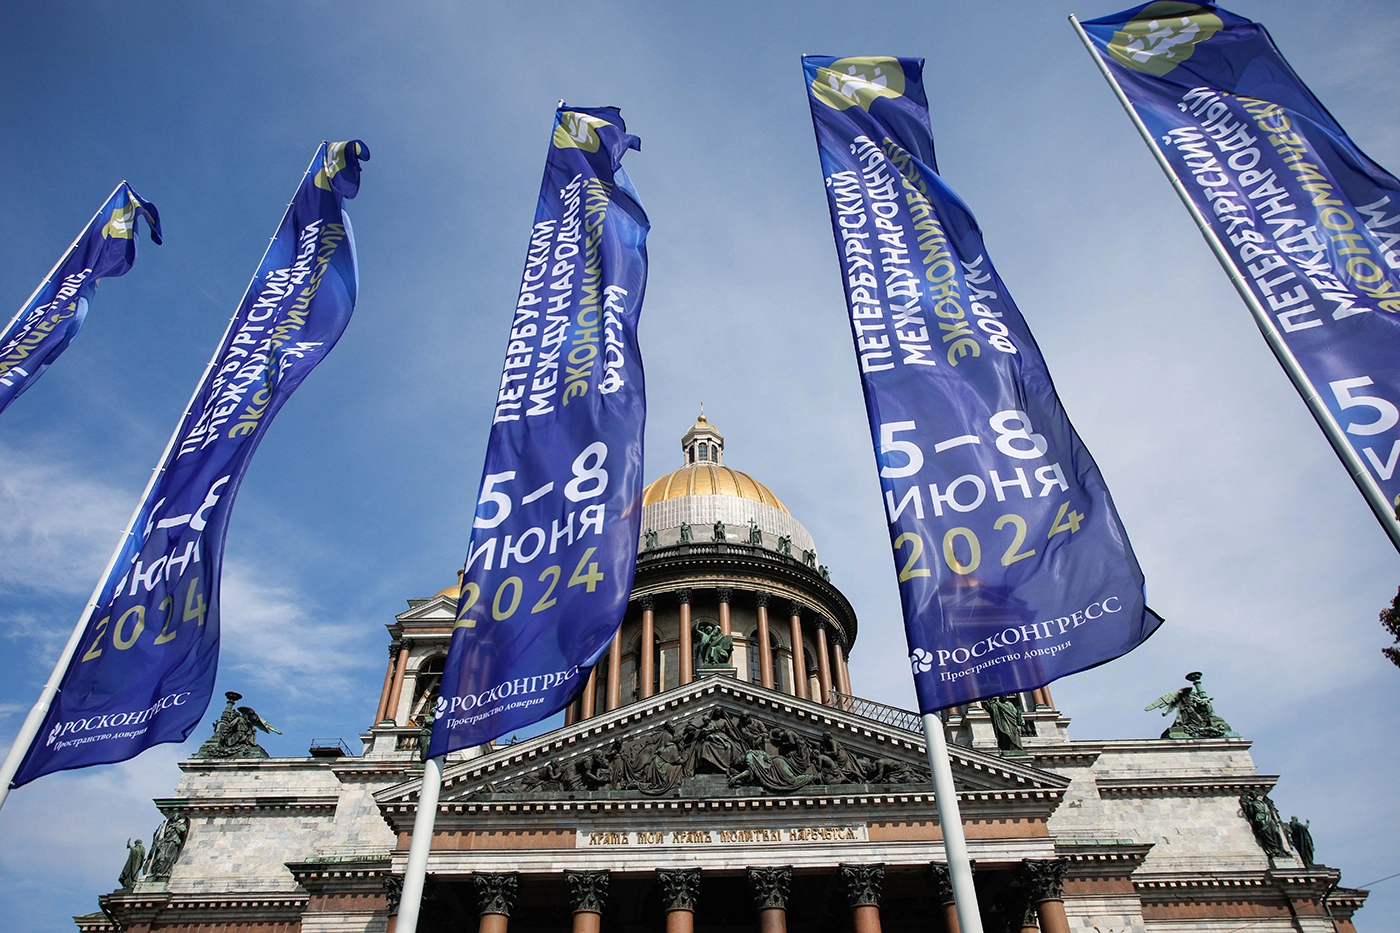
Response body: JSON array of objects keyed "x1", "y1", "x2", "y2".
[
  {"x1": 377, "y1": 676, "x2": 1068, "y2": 808},
  {"x1": 396, "y1": 593, "x2": 458, "y2": 624}
]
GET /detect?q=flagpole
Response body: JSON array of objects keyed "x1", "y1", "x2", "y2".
[
  {"x1": 921, "y1": 713, "x2": 984, "y2": 933},
  {"x1": 1070, "y1": 14, "x2": 1400, "y2": 553},
  {"x1": 394, "y1": 754, "x2": 445, "y2": 933},
  {"x1": 1, "y1": 182, "x2": 126, "y2": 342},
  {"x1": 0, "y1": 152, "x2": 324, "y2": 809}
]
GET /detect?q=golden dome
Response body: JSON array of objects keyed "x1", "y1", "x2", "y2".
[
  {"x1": 434, "y1": 570, "x2": 465, "y2": 600},
  {"x1": 642, "y1": 463, "x2": 788, "y2": 513}
]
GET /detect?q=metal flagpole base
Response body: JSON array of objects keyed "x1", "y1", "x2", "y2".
[
  {"x1": 395, "y1": 754, "x2": 445, "y2": 933},
  {"x1": 921, "y1": 713, "x2": 983, "y2": 933}
]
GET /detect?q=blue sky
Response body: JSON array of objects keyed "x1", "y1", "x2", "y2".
[{"x1": 1, "y1": 2, "x2": 1398, "y2": 930}]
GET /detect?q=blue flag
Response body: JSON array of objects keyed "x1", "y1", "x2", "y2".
[
  {"x1": 0, "y1": 183, "x2": 161, "y2": 414},
  {"x1": 430, "y1": 106, "x2": 648, "y2": 755},
  {"x1": 12, "y1": 141, "x2": 368, "y2": 787},
  {"x1": 1081, "y1": 3, "x2": 1400, "y2": 543},
  {"x1": 803, "y1": 56, "x2": 1161, "y2": 712}
]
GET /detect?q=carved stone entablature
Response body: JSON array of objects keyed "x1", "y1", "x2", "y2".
[
  {"x1": 839, "y1": 863, "x2": 884, "y2": 906},
  {"x1": 498, "y1": 706, "x2": 927, "y2": 797},
  {"x1": 1022, "y1": 858, "x2": 1067, "y2": 902},
  {"x1": 474, "y1": 872, "x2": 519, "y2": 916},
  {"x1": 657, "y1": 868, "x2": 701, "y2": 912},
  {"x1": 566, "y1": 870, "x2": 609, "y2": 914},
  {"x1": 748, "y1": 866, "x2": 791, "y2": 909}
]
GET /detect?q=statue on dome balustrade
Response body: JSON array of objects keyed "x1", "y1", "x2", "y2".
[
  {"x1": 713, "y1": 519, "x2": 726, "y2": 542},
  {"x1": 748, "y1": 519, "x2": 763, "y2": 546},
  {"x1": 679, "y1": 522, "x2": 692, "y2": 544}
]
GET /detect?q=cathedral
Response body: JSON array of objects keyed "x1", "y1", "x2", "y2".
[{"x1": 81, "y1": 416, "x2": 1368, "y2": 933}]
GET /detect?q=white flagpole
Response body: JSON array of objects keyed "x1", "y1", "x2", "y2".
[
  {"x1": 394, "y1": 754, "x2": 445, "y2": 933},
  {"x1": 1070, "y1": 14, "x2": 1400, "y2": 553},
  {"x1": 921, "y1": 713, "x2": 984, "y2": 933},
  {"x1": 1, "y1": 182, "x2": 127, "y2": 343},
  {"x1": 0, "y1": 151, "x2": 325, "y2": 809}
]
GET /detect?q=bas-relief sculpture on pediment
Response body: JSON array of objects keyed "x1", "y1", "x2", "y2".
[{"x1": 498, "y1": 706, "x2": 926, "y2": 797}]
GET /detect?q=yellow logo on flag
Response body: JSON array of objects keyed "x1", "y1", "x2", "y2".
[
  {"x1": 314, "y1": 141, "x2": 359, "y2": 190},
  {"x1": 553, "y1": 112, "x2": 612, "y2": 152},
  {"x1": 1106, "y1": 2, "x2": 1223, "y2": 76},
  {"x1": 101, "y1": 195, "x2": 139, "y2": 240},
  {"x1": 811, "y1": 57, "x2": 905, "y2": 111}
]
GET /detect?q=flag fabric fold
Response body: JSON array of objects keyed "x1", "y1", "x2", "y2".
[
  {"x1": 803, "y1": 56, "x2": 1160, "y2": 713},
  {"x1": 430, "y1": 106, "x2": 649, "y2": 755},
  {"x1": 1080, "y1": 2, "x2": 1400, "y2": 542},
  {"x1": 0, "y1": 183, "x2": 161, "y2": 414},
  {"x1": 12, "y1": 141, "x2": 368, "y2": 787}
]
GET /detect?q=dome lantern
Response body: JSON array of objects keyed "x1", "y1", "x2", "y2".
[{"x1": 681, "y1": 407, "x2": 723, "y2": 466}]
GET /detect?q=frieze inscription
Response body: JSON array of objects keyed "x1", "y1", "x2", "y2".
[{"x1": 578, "y1": 826, "x2": 866, "y2": 848}]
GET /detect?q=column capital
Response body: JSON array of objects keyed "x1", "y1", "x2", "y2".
[
  {"x1": 839, "y1": 863, "x2": 884, "y2": 907},
  {"x1": 787, "y1": 601, "x2": 803, "y2": 619},
  {"x1": 1022, "y1": 857, "x2": 1067, "y2": 902},
  {"x1": 813, "y1": 618, "x2": 827, "y2": 631},
  {"x1": 927, "y1": 863, "x2": 954, "y2": 904},
  {"x1": 748, "y1": 866, "x2": 792, "y2": 909},
  {"x1": 677, "y1": 588, "x2": 693, "y2": 605},
  {"x1": 754, "y1": 592, "x2": 770, "y2": 608},
  {"x1": 657, "y1": 868, "x2": 701, "y2": 912},
  {"x1": 716, "y1": 587, "x2": 732, "y2": 604},
  {"x1": 640, "y1": 594, "x2": 655, "y2": 611},
  {"x1": 389, "y1": 640, "x2": 405, "y2": 658},
  {"x1": 383, "y1": 874, "x2": 403, "y2": 914},
  {"x1": 474, "y1": 872, "x2": 520, "y2": 916},
  {"x1": 566, "y1": 870, "x2": 610, "y2": 914}
]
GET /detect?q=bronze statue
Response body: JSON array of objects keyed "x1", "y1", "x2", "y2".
[
  {"x1": 118, "y1": 838, "x2": 145, "y2": 890},
  {"x1": 713, "y1": 519, "x2": 726, "y2": 542},
  {"x1": 679, "y1": 522, "x2": 692, "y2": 545},
  {"x1": 982, "y1": 695, "x2": 1027, "y2": 751},
  {"x1": 1288, "y1": 817, "x2": 1315, "y2": 866},
  {"x1": 819, "y1": 565, "x2": 831, "y2": 581},
  {"x1": 776, "y1": 535, "x2": 792, "y2": 557},
  {"x1": 748, "y1": 519, "x2": 763, "y2": 546},
  {"x1": 802, "y1": 549, "x2": 817, "y2": 568},
  {"x1": 643, "y1": 528, "x2": 658, "y2": 551},
  {"x1": 1146, "y1": 672, "x2": 1236, "y2": 739},
  {"x1": 417, "y1": 710, "x2": 435, "y2": 762},
  {"x1": 144, "y1": 814, "x2": 190, "y2": 881},
  {"x1": 1239, "y1": 790, "x2": 1290, "y2": 858},
  {"x1": 193, "y1": 692, "x2": 281, "y2": 759},
  {"x1": 695, "y1": 619, "x2": 733, "y2": 665}
]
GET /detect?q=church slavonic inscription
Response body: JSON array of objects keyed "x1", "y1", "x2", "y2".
[{"x1": 580, "y1": 826, "x2": 865, "y2": 848}]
